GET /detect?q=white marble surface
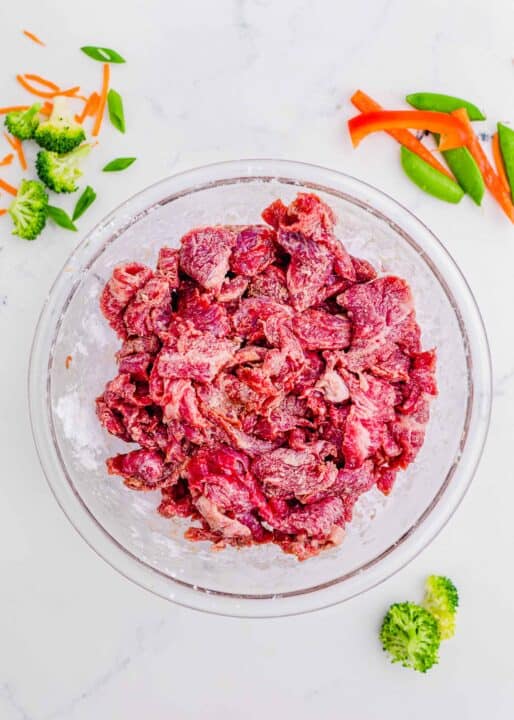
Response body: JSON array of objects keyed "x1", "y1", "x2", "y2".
[{"x1": 0, "y1": 0, "x2": 513, "y2": 717}]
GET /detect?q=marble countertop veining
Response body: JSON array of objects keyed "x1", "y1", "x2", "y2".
[{"x1": 1, "y1": 0, "x2": 513, "y2": 718}]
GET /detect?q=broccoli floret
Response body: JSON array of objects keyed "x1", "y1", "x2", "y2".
[
  {"x1": 8, "y1": 179, "x2": 48, "y2": 240},
  {"x1": 380, "y1": 602, "x2": 440, "y2": 673},
  {"x1": 36, "y1": 143, "x2": 91, "y2": 193},
  {"x1": 34, "y1": 96, "x2": 85, "y2": 153},
  {"x1": 4, "y1": 103, "x2": 41, "y2": 140},
  {"x1": 423, "y1": 575, "x2": 459, "y2": 640}
]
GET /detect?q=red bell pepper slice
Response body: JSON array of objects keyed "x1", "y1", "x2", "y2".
[
  {"x1": 350, "y1": 90, "x2": 454, "y2": 179},
  {"x1": 348, "y1": 110, "x2": 469, "y2": 151}
]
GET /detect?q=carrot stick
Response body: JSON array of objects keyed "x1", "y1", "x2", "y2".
[
  {"x1": 492, "y1": 132, "x2": 510, "y2": 193},
  {"x1": 0, "y1": 105, "x2": 30, "y2": 114},
  {"x1": 4, "y1": 132, "x2": 18, "y2": 151},
  {"x1": 0, "y1": 178, "x2": 18, "y2": 196},
  {"x1": 0, "y1": 153, "x2": 14, "y2": 166},
  {"x1": 3, "y1": 133, "x2": 27, "y2": 171},
  {"x1": 452, "y1": 108, "x2": 514, "y2": 223},
  {"x1": 350, "y1": 90, "x2": 454, "y2": 179},
  {"x1": 23, "y1": 30, "x2": 45, "y2": 46},
  {"x1": 75, "y1": 92, "x2": 100, "y2": 123},
  {"x1": 88, "y1": 93, "x2": 100, "y2": 116},
  {"x1": 40, "y1": 101, "x2": 53, "y2": 115},
  {"x1": 0, "y1": 209, "x2": 8, "y2": 216},
  {"x1": 58, "y1": 87, "x2": 82, "y2": 98},
  {"x1": 24, "y1": 73, "x2": 59, "y2": 91},
  {"x1": 15, "y1": 139, "x2": 27, "y2": 170},
  {"x1": 16, "y1": 75, "x2": 81, "y2": 99},
  {"x1": 92, "y1": 63, "x2": 110, "y2": 137}
]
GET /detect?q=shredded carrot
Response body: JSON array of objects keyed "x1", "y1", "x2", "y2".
[
  {"x1": 58, "y1": 87, "x2": 82, "y2": 98},
  {"x1": 40, "y1": 101, "x2": 53, "y2": 115},
  {"x1": 0, "y1": 209, "x2": 8, "y2": 216},
  {"x1": 23, "y1": 30, "x2": 45, "y2": 46},
  {"x1": 452, "y1": 109, "x2": 514, "y2": 223},
  {"x1": 0, "y1": 178, "x2": 18, "y2": 196},
  {"x1": 492, "y1": 132, "x2": 510, "y2": 193},
  {"x1": 92, "y1": 63, "x2": 110, "y2": 137},
  {"x1": 75, "y1": 91, "x2": 100, "y2": 124},
  {"x1": 0, "y1": 153, "x2": 14, "y2": 166},
  {"x1": 17, "y1": 74, "x2": 81, "y2": 99},
  {"x1": 15, "y1": 139, "x2": 27, "y2": 170},
  {"x1": 3, "y1": 133, "x2": 27, "y2": 171},
  {"x1": 0, "y1": 105, "x2": 30, "y2": 114},
  {"x1": 65, "y1": 355, "x2": 73, "y2": 369},
  {"x1": 4, "y1": 132, "x2": 18, "y2": 151},
  {"x1": 350, "y1": 90, "x2": 454, "y2": 180},
  {"x1": 24, "y1": 73, "x2": 59, "y2": 91}
]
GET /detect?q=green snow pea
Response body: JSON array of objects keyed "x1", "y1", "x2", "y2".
[
  {"x1": 401, "y1": 146, "x2": 464, "y2": 203},
  {"x1": 414, "y1": 90, "x2": 487, "y2": 204},
  {"x1": 438, "y1": 143, "x2": 485, "y2": 205},
  {"x1": 406, "y1": 92, "x2": 486, "y2": 121},
  {"x1": 498, "y1": 123, "x2": 514, "y2": 202}
]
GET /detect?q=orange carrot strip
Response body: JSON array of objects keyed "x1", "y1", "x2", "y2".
[
  {"x1": 351, "y1": 90, "x2": 453, "y2": 179},
  {"x1": 452, "y1": 109, "x2": 514, "y2": 223},
  {"x1": 3, "y1": 133, "x2": 27, "y2": 171},
  {"x1": 4, "y1": 132, "x2": 18, "y2": 151},
  {"x1": 75, "y1": 92, "x2": 101, "y2": 124},
  {"x1": 17, "y1": 74, "x2": 56, "y2": 98},
  {"x1": 0, "y1": 105, "x2": 30, "y2": 114},
  {"x1": 0, "y1": 209, "x2": 8, "y2": 216},
  {"x1": 65, "y1": 355, "x2": 73, "y2": 369},
  {"x1": 23, "y1": 30, "x2": 45, "y2": 46},
  {"x1": 16, "y1": 75, "x2": 80, "y2": 99},
  {"x1": 87, "y1": 92, "x2": 100, "y2": 116},
  {"x1": 57, "y1": 86, "x2": 82, "y2": 98},
  {"x1": 0, "y1": 153, "x2": 14, "y2": 166},
  {"x1": 41, "y1": 101, "x2": 53, "y2": 115},
  {"x1": 92, "y1": 63, "x2": 110, "y2": 137},
  {"x1": 0, "y1": 178, "x2": 18, "y2": 196},
  {"x1": 24, "y1": 73, "x2": 59, "y2": 91},
  {"x1": 15, "y1": 140, "x2": 27, "y2": 171},
  {"x1": 492, "y1": 132, "x2": 510, "y2": 193}
]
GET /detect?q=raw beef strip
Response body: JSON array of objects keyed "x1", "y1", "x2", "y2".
[
  {"x1": 180, "y1": 226, "x2": 237, "y2": 290},
  {"x1": 232, "y1": 297, "x2": 293, "y2": 341},
  {"x1": 156, "y1": 331, "x2": 237, "y2": 383},
  {"x1": 100, "y1": 263, "x2": 154, "y2": 338},
  {"x1": 252, "y1": 448, "x2": 337, "y2": 500},
  {"x1": 229, "y1": 225, "x2": 277, "y2": 277},
  {"x1": 156, "y1": 247, "x2": 180, "y2": 288},
  {"x1": 247, "y1": 265, "x2": 289, "y2": 303},
  {"x1": 294, "y1": 308, "x2": 351, "y2": 350},
  {"x1": 176, "y1": 282, "x2": 231, "y2": 337},
  {"x1": 106, "y1": 449, "x2": 169, "y2": 490},
  {"x1": 123, "y1": 276, "x2": 172, "y2": 337},
  {"x1": 277, "y1": 230, "x2": 333, "y2": 312}
]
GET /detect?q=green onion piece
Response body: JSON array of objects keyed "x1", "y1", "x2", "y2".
[
  {"x1": 80, "y1": 46, "x2": 126, "y2": 63},
  {"x1": 47, "y1": 205, "x2": 78, "y2": 231},
  {"x1": 72, "y1": 186, "x2": 96, "y2": 221},
  {"x1": 107, "y1": 89, "x2": 125, "y2": 133},
  {"x1": 102, "y1": 157, "x2": 136, "y2": 172}
]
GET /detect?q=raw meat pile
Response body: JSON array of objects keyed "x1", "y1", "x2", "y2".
[{"x1": 96, "y1": 193, "x2": 437, "y2": 560}]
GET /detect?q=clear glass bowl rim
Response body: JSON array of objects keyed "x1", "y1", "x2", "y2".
[{"x1": 28, "y1": 159, "x2": 492, "y2": 618}]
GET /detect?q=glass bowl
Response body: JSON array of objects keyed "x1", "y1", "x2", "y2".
[{"x1": 29, "y1": 159, "x2": 491, "y2": 617}]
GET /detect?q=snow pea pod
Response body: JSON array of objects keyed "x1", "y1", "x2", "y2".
[
  {"x1": 420, "y1": 97, "x2": 486, "y2": 203},
  {"x1": 439, "y1": 144, "x2": 485, "y2": 205},
  {"x1": 498, "y1": 123, "x2": 514, "y2": 202},
  {"x1": 401, "y1": 147, "x2": 464, "y2": 203},
  {"x1": 406, "y1": 92, "x2": 486, "y2": 121}
]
